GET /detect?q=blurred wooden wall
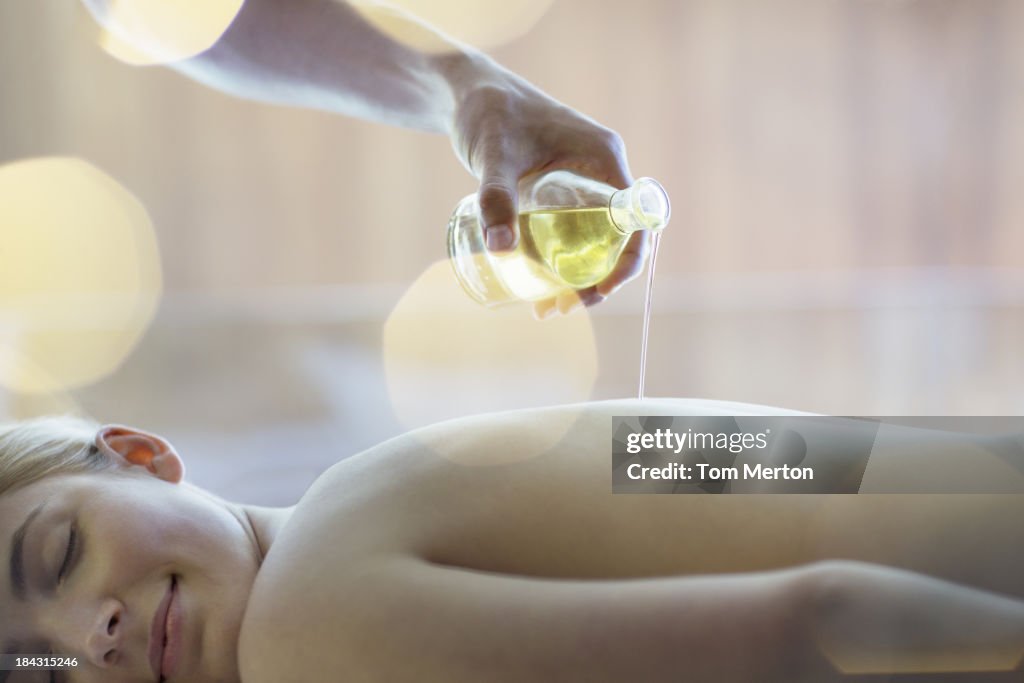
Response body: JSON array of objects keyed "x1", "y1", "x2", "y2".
[
  {"x1": 1, "y1": 0, "x2": 1023, "y2": 434},
  {"x1": 2, "y1": 0, "x2": 1021, "y2": 293}
]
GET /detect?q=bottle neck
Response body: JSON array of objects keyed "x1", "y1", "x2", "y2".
[{"x1": 608, "y1": 178, "x2": 671, "y2": 235}]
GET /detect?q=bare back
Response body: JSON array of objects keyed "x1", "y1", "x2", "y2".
[{"x1": 238, "y1": 398, "x2": 1024, "y2": 680}]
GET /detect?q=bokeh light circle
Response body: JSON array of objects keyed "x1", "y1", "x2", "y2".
[
  {"x1": 383, "y1": 260, "x2": 596, "y2": 463},
  {"x1": 87, "y1": 0, "x2": 245, "y2": 66},
  {"x1": 0, "y1": 157, "x2": 162, "y2": 394},
  {"x1": 352, "y1": 0, "x2": 557, "y2": 52}
]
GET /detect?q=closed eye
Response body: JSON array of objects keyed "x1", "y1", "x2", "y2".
[{"x1": 57, "y1": 523, "x2": 78, "y2": 584}]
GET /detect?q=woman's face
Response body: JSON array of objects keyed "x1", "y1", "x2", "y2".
[{"x1": 0, "y1": 452, "x2": 260, "y2": 682}]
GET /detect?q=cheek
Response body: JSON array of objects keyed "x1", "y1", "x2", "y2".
[
  {"x1": 99, "y1": 489, "x2": 256, "y2": 575},
  {"x1": 172, "y1": 512, "x2": 258, "y2": 578}
]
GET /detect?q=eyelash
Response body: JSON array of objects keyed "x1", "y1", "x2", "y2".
[
  {"x1": 44, "y1": 525, "x2": 80, "y2": 682},
  {"x1": 47, "y1": 526, "x2": 78, "y2": 683},
  {"x1": 57, "y1": 523, "x2": 78, "y2": 584}
]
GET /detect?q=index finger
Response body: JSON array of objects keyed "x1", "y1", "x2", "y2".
[{"x1": 592, "y1": 129, "x2": 634, "y2": 189}]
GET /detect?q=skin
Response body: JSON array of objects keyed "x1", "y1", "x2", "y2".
[
  {"x1": 0, "y1": 426, "x2": 290, "y2": 683},
  {"x1": 1, "y1": 400, "x2": 1023, "y2": 681},
  {"x1": 81, "y1": 0, "x2": 646, "y2": 319},
  {"x1": 42, "y1": 3, "x2": 1024, "y2": 679},
  {"x1": 237, "y1": 398, "x2": 1024, "y2": 682}
]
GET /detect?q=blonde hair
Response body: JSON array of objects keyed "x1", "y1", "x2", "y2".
[{"x1": 0, "y1": 415, "x2": 115, "y2": 496}]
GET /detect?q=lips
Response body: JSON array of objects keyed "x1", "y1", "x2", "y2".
[
  {"x1": 148, "y1": 576, "x2": 175, "y2": 682},
  {"x1": 161, "y1": 577, "x2": 183, "y2": 680}
]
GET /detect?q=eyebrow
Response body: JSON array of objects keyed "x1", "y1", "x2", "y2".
[{"x1": 9, "y1": 501, "x2": 47, "y2": 603}]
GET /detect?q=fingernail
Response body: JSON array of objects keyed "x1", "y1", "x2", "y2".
[
  {"x1": 485, "y1": 225, "x2": 514, "y2": 251},
  {"x1": 558, "y1": 296, "x2": 579, "y2": 315}
]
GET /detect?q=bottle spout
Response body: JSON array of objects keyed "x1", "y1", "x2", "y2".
[{"x1": 609, "y1": 178, "x2": 671, "y2": 234}]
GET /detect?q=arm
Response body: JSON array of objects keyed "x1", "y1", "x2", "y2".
[
  {"x1": 807, "y1": 561, "x2": 1024, "y2": 676},
  {"x1": 242, "y1": 556, "x2": 1024, "y2": 682},
  {"x1": 245, "y1": 555, "x2": 809, "y2": 683},
  {"x1": 115, "y1": 0, "x2": 643, "y2": 316},
  {"x1": 171, "y1": 0, "x2": 469, "y2": 132}
]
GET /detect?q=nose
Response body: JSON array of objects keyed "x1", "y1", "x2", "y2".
[
  {"x1": 51, "y1": 597, "x2": 124, "y2": 668},
  {"x1": 83, "y1": 598, "x2": 124, "y2": 667}
]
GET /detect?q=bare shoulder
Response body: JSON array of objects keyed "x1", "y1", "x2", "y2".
[{"x1": 236, "y1": 468, "x2": 407, "y2": 682}]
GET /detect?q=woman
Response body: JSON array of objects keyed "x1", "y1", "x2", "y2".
[{"x1": 1, "y1": 398, "x2": 1022, "y2": 682}]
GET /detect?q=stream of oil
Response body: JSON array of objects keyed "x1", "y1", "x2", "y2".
[{"x1": 637, "y1": 232, "x2": 661, "y2": 399}]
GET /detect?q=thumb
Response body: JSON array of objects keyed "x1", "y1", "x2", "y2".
[{"x1": 477, "y1": 174, "x2": 519, "y2": 252}]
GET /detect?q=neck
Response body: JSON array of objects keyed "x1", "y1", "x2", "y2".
[{"x1": 238, "y1": 504, "x2": 296, "y2": 563}]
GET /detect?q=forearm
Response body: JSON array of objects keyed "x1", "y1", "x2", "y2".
[
  {"x1": 85, "y1": 0, "x2": 644, "y2": 308},
  {"x1": 171, "y1": 0, "x2": 509, "y2": 133},
  {"x1": 338, "y1": 558, "x2": 806, "y2": 683},
  {"x1": 249, "y1": 546, "x2": 1024, "y2": 682},
  {"x1": 341, "y1": 559, "x2": 1024, "y2": 682},
  {"x1": 806, "y1": 561, "x2": 1024, "y2": 676}
]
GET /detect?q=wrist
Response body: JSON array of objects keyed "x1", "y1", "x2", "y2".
[{"x1": 431, "y1": 49, "x2": 520, "y2": 132}]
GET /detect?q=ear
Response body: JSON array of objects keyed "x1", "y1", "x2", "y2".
[{"x1": 94, "y1": 425, "x2": 185, "y2": 483}]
